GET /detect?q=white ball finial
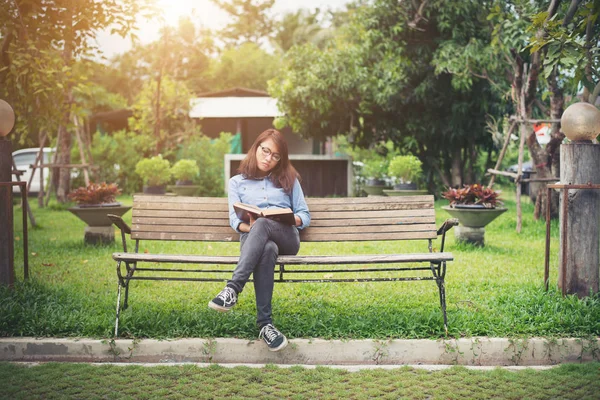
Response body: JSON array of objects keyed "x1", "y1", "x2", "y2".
[
  {"x1": 0, "y1": 99, "x2": 16, "y2": 137},
  {"x1": 561, "y1": 102, "x2": 600, "y2": 142}
]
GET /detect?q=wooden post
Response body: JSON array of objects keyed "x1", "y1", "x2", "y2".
[
  {"x1": 0, "y1": 139, "x2": 15, "y2": 287},
  {"x1": 559, "y1": 143, "x2": 600, "y2": 297}
]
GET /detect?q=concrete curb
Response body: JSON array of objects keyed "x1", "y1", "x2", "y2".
[{"x1": 2, "y1": 337, "x2": 599, "y2": 366}]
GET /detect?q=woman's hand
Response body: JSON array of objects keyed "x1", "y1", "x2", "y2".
[{"x1": 239, "y1": 214, "x2": 257, "y2": 233}]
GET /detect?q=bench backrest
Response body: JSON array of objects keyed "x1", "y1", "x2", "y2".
[{"x1": 131, "y1": 194, "x2": 437, "y2": 242}]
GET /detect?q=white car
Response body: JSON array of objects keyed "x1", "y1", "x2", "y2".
[{"x1": 12, "y1": 147, "x2": 54, "y2": 194}]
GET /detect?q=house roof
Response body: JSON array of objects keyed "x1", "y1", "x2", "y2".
[
  {"x1": 197, "y1": 87, "x2": 270, "y2": 98},
  {"x1": 189, "y1": 96, "x2": 282, "y2": 118}
]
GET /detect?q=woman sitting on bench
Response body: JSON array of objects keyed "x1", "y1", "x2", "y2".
[{"x1": 208, "y1": 129, "x2": 311, "y2": 352}]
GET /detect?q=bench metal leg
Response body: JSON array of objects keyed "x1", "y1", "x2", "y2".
[
  {"x1": 115, "y1": 279, "x2": 122, "y2": 337},
  {"x1": 437, "y1": 277, "x2": 448, "y2": 335},
  {"x1": 122, "y1": 262, "x2": 135, "y2": 310},
  {"x1": 430, "y1": 261, "x2": 449, "y2": 334},
  {"x1": 115, "y1": 260, "x2": 134, "y2": 337}
]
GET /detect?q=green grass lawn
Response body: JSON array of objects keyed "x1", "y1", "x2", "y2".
[
  {"x1": 2, "y1": 188, "x2": 599, "y2": 340},
  {"x1": 2, "y1": 362, "x2": 599, "y2": 400}
]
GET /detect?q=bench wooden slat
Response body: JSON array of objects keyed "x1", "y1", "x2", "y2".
[
  {"x1": 132, "y1": 210, "x2": 230, "y2": 219},
  {"x1": 133, "y1": 195, "x2": 227, "y2": 204},
  {"x1": 134, "y1": 201, "x2": 227, "y2": 212},
  {"x1": 133, "y1": 194, "x2": 433, "y2": 205},
  {"x1": 300, "y1": 231, "x2": 437, "y2": 241},
  {"x1": 113, "y1": 252, "x2": 453, "y2": 264},
  {"x1": 133, "y1": 217, "x2": 230, "y2": 226},
  {"x1": 131, "y1": 223, "x2": 436, "y2": 235},
  {"x1": 308, "y1": 196, "x2": 434, "y2": 205},
  {"x1": 131, "y1": 230, "x2": 437, "y2": 242},
  {"x1": 309, "y1": 216, "x2": 434, "y2": 227},
  {"x1": 131, "y1": 216, "x2": 435, "y2": 227},
  {"x1": 134, "y1": 201, "x2": 433, "y2": 213},
  {"x1": 131, "y1": 232, "x2": 240, "y2": 241},
  {"x1": 132, "y1": 208, "x2": 434, "y2": 220}
]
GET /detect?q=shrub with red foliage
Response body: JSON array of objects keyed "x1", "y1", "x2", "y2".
[
  {"x1": 68, "y1": 182, "x2": 121, "y2": 205},
  {"x1": 442, "y1": 184, "x2": 503, "y2": 209}
]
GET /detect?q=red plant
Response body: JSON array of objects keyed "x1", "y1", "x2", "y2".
[
  {"x1": 442, "y1": 184, "x2": 503, "y2": 208},
  {"x1": 68, "y1": 182, "x2": 121, "y2": 205}
]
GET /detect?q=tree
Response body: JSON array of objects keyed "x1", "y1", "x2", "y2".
[
  {"x1": 1, "y1": 0, "x2": 153, "y2": 202},
  {"x1": 211, "y1": 0, "x2": 276, "y2": 46},
  {"x1": 209, "y1": 42, "x2": 281, "y2": 91},
  {"x1": 128, "y1": 75, "x2": 194, "y2": 155},
  {"x1": 272, "y1": 8, "x2": 335, "y2": 52},
  {"x1": 271, "y1": 0, "x2": 505, "y2": 189}
]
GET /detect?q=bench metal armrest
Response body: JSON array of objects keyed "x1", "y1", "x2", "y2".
[
  {"x1": 437, "y1": 218, "x2": 458, "y2": 236},
  {"x1": 108, "y1": 214, "x2": 131, "y2": 252},
  {"x1": 436, "y1": 218, "x2": 458, "y2": 252},
  {"x1": 108, "y1": 214, "x2": 131, "y2": 235}
]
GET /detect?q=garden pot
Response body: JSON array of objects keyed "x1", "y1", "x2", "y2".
[
  {"x1": 393, "y1": 182, "x2": 417, "y2": 190},
  {"x1": 68, "y1": 203, "x2": 131, "y2": 245},
  {"x1": 363, "y1": 179, "x2": 389, "y2": 196},
  {"x1": 442, "y1": 205, "x2": 507, "y2": 246},
  {"x1": 143, "y1": 185, "x2": 166, "y2": 195},
  {"x1": 168, "y1": 184, "x2": 200, "y2": 196},
  {"x1": 383, "y1": 189, "x2": 428, "y2": 197}
]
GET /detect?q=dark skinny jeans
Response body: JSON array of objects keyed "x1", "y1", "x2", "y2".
[{"x1": 227, "y1": 218, "x2": 300, "y2": 327}]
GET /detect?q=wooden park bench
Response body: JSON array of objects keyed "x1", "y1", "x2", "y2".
[{"x1": 108, "y1": 194, "x2": 458, "y2": 337}]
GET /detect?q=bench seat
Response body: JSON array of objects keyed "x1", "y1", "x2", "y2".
[{"x1": 112, "y1": 252, "x2": 454, "y2": 265}]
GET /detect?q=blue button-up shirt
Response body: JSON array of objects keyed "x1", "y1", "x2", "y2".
[{"x1": 228, "y1": 174, "x2": 311, "y2": 233}]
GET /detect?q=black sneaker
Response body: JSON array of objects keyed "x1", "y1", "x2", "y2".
[
  {"x1": 259, "y1": 324, "x2": 288, "y2": 352},
  {"x1": 208, "y1": 286, "x2": 237, "y2": 312}
]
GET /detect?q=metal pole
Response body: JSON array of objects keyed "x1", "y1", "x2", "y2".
[
  {"x1": 0, "y1": 138, "x2": 15, "y2": 287},
  {"x1": 544, "y1": 186, "x2": 551, "y2": 291}
]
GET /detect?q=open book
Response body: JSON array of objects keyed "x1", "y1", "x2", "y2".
[{"x1": 233, "y1": 202, "x2": 296, "y2": 225}]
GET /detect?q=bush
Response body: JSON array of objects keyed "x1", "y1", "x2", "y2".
[
  {"x1": 171, "y1": 159, "x2": 199, "y2": 182},
  {"x1": 135, "y1": 155, "x2": 172, "y2": 186},
  {"x1": 388, "y1": 155, "x2": 422, "y2": 184},
  {"x1": 89, "y1": 130, "x2": 153, "y2": 194},
  {"x1": 177, "y1": 132, "x2": 232, "y2": 196}
]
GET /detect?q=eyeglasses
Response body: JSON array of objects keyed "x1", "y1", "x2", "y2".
[{"x1": 259, "y1": 144, "x2": 281, "y2": 162}]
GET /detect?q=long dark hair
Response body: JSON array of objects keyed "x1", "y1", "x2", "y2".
[{"x1": 238, "y1": 129, "x2": 300, "y2": 193}]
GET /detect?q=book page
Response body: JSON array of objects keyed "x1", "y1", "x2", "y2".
[{"x1": 233, "y1": 202, "x2": 262, "y2": 222}]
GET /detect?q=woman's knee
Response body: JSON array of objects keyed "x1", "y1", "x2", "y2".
[
  {"x1": 252, "y1": 217, "x2": 271, "y2": 232},
  {"x1": 263, "y1": 240, "x2": 278, "y2": 256}
]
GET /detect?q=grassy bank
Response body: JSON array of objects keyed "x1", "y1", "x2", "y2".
[
  {"x1": 2, "y1": 362, "x2": 599, "y2": 400},
  {"x1": 2, "y1": 189, "x2": 599, "y2": 340}
]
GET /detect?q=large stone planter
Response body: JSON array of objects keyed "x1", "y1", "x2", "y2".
[
  {"x1": 442, "y1": 205, "x2": 507, "y2": 246},
  {"x1": 68, "y1": 203, "x2": 131, "y2": 245}
]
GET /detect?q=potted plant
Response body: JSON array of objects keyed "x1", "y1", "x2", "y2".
[
  {"x1": 67, "y1": 182, "x2": 131, "y2": 244},
  {"x1": 384, "y1": 155, "x2": 428, "y2": 196},
  {"x1": 441, "y1": 184, "x2": 507, "y2": 246},
  {"x1": 362, "y1": 159, "x2": 390, "y2": 195},
  {"x1": 168, "y1": 159, "x2": 200, "y2": 196},
  {"x1": 135, "y1": 155, "x2": 172, "y2": 194}
]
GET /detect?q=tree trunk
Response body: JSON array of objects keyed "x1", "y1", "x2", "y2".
[
  {"x1": 55, "y1": 124, "x2": 72, "y2": 202},
  {"x1": 450, "y1": 147, "x2": 462, "y2": 187},
  {"x1": 56, "y1": 6, "x2": 74, "y2": 203}
]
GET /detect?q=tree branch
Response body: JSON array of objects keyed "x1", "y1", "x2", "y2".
[
  {"x1": 563, "y1": 0, "x2": 583, "y2": 26},
  {"x1": 407, "y1": 0, "x2": 428, "y2": 31}
]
